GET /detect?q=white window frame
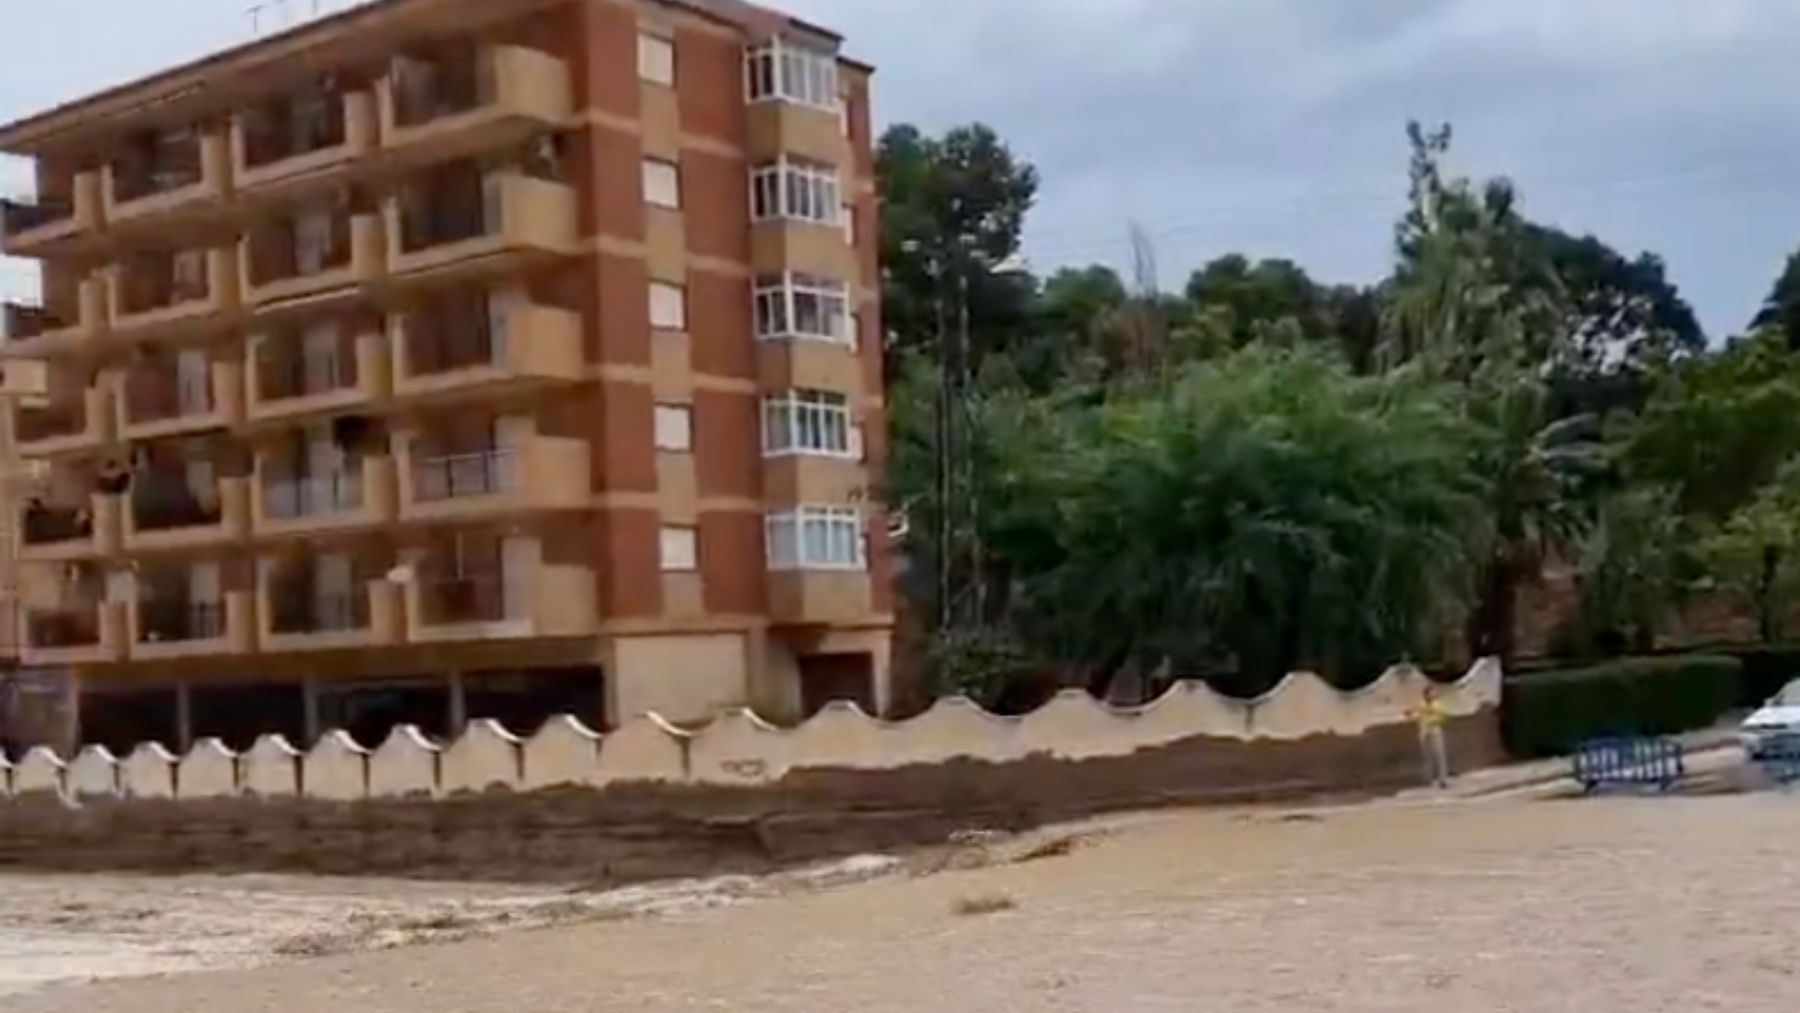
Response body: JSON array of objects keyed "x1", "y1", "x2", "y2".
[
  {"x1": 642, "y1": 158, "x2": 681, "y2": 209},
  {"x1": 765, "y1": 507, "x2": 865, "y2": 572},
  {"x1": 749, "y1": 158, "x2": 841, "y2": 226},
  {"x1": 660, "y1": 525, "x2": 699, "y2": 573},
  {"x1": 763, "y1": 388, "x2": 858, "y2": 459},
  {"x1": 654, "y1": 403, "x2": 693, "y2": 453},
  {"x1": 745, "y1": 37, "x2": 839, "y2": 110},
  {"x1": 649, "y1": 281, "x2": 687, "y2": 330},
  {"x1": 754, "y1": 271, "x2": 852, "y2": 345},
  {"x1": 638, "y1": 33, "x2": 676, "y2": 86}
]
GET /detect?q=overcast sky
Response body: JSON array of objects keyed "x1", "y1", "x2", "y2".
[{"x1": 5, "y1": 0, "x2": 1800, "y2": 338}]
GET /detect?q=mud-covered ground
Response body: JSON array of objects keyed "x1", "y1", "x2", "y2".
[{"x1": 7, "y1": 786, "x2": 1799, "y2": 1012}]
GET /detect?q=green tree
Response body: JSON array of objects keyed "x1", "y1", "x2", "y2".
[
  {"x1": 988, "y1": 347, "x2": 1486, "y2": 695},
  {"x1": 1751, "y1": 249, "x2": 1800, "y2": 348},
  {"x1": 1571, "y1": 485, "x2": 1686, "y2": 656},
  {"x1": 877, "y1": 123, "x2": 1040, "y2": 372},
  {"x1": 1705, "y1": 459, "x2": 1800, "y2": 643}
]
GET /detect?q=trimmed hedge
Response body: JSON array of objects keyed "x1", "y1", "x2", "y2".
[
  {"x1": 1729, "y1": 645, "x2": 1800, "y2": 707},
  {"x1": 1502, "y1": 655, "x2": 1743, "y2": 759}
]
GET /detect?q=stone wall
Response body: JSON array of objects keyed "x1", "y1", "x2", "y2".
[{"x1": 0, "y1": 660, "x2": 1504, "y2": 883}]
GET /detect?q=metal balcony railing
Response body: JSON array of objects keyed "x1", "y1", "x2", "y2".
[
  {"x1": 263, "y1": 470, "x2": 364, "y2": 519},
  {"x1": 2, "y1": 196, "x2": 75, "y2": 234},
  {"x1": 418, "y1": 575, "x2": 506, "y2": 625},
  {"x1": 271, "y1": 589, "x2": 368, "y2": 635},
  {"x1": 131, "y1": 483, "x2": 223, "y2": 532},
  {"x1": 21, "y1": 505, "x2": 92, "y2": 545},
  {"x1": 412, "y1": 448, "x2": 514, "y2": 502},
  {"x1": 139, "y1": 599, "x2": 225, "y2": 643},
  {"x1": 28, "y1": 608, "x2": 102, "y2": 649}
]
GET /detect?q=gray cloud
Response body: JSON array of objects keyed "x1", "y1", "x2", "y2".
[{"x1": 7, "y1": 0, "x2": 1800, "y2": 334}]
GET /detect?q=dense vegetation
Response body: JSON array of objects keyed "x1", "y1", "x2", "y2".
[{"x1": 878, "y1": 121, "x2": 1800, "y2": 707}]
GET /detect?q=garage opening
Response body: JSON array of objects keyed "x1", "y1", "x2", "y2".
[{"x1": 799, "y1": 652, "x2": 876, "y2": 717}]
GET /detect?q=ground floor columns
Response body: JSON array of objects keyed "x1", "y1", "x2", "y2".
[
  {"x1": 57, "y1": 670, "x2": 82, "y2": 757},
  {"x1": 174, "y1": 682, "x2": 193, "y2": 753},
  {"x1": 302, "y1": 677, "x2": 322, "y2": 746},
  {"x1": 446, "y1": 670, "x2": 467, "y2": 736}
]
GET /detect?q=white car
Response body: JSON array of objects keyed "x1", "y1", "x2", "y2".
[{"x1": 1740, "y1": 679, "x2": 1800, "y2": 759}]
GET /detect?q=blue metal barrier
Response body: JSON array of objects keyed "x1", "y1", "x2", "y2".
[
  {"x1": 1754, "y1": 733, "x2": 1800, "y2": 787},
  {"x1": 1572, "y1": 736, "x2": 1685, "y2": 793}
]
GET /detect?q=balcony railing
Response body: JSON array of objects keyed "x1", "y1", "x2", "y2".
[
  {"x1": 1, "y1": 196, "x2": 74, "y2": 235},
  {"x1": 381, "y1": 45, "x2": 572, "y2": 146},
  {"x1": 243, "y1": 95, "x2": 347, "y2": 169},
  {"x1": 259, "y1": 343, "x2": 355, "y2": 402},
  {"x1": 138, "y1": 599, "x2": 226, "y2": 644},
  {"x1": 112, "y1": 159, "x2": 203, "y2": 205},
  {"x1": 15, "y1": 400, "x2": 87, "y2": 444},
  {"x1": 385, "y1": 170, "x2": 576, "y2": 278},
  {"x1": 116, "y1": 257, "x2": 211, "y2": 316},
  {"x1": 2, "y1": 302, "x2": 60, "y2": 343},
  {"x1": 247, "y1": 216, "x2": 352, "y2": 286},
  {"x1": 405, "y1": 302, "x2": 496, "y2": 376},
  {"x1": 270, "y1": 589, "x2": 369, "y2": 636},
  {"x1": 262, "y1": 469, "x2": 364, "y2": 520},
  {"x1": 131, "y1": 482, "x2": 224, "y2": 533},
  {"x1": 28, "y1": 608, "x2": 103, "y2": 650},
  {"x1": 124, "y1": 368, "x2": 213, "y2": 424},
  {"x1": 398, "y1": 170, "x2": 490, "y2": 252},
  {"x1": 418, "y1": 575, "x2": 507, "y2": 626},
  {"x1": 21, "y1": 504, "x2": 92, "y2": 546},
  {"x1": 412, "y1": 448, "x2": 514, "y2": 502}
]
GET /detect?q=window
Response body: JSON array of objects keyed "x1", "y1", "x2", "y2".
[
  {"x1": 763, "y1": 389, "x2": 855, "y2": 458},
  {"x1": 649, "y1": 281, "x2": 687, "y2": 330},
  {"x1": 750, "y1": 158, "x2": 840, "y2": 225},
  {"x1": 754, "y1": 272, "x2": 851, "y2": 344},
  {"x1": 654, "y1": 403, "x2": 693, "y2": 452},
  {"x1": 642, "y1": 158, "x2": 681, "y2": 209},
  {"x1": 842, "y1": 203, "x2": 856, "y2": 246},
  {"x1": 638, "y1": 33, "x2": 675, "y2": 86},
  {"x1": 766, "y1": 507, "x2": 864, "y2": 571},
  {"x1": 660, "y1": 526, "x2": 699, "y2": 572},
  {"x1": 745, "y1": 38, "x2": 838, "y2": 109}
]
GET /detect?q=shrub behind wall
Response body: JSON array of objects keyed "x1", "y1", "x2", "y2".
[{"x1": 1501, "y1": 655, "x2": 1742, "y2": 758}]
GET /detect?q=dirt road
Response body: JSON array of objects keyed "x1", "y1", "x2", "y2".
[{"x1": 8, "y1": 792, "x2": 1800, "y2": 1012}]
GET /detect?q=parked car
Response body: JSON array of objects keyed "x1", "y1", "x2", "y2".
[{"x1": 1740, "y1": 679, "x2": 1800, "y2": 759}]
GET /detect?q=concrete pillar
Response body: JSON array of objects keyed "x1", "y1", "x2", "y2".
[
  {"x1": 302, "y1": 676, "x2": 322, "y2": 747},
  {"x1": 174, "y1": 681, "x2": 193, "y2": 752},
  {"x1": 446, "y1": 670, "x2": 466, "y2": 736}
]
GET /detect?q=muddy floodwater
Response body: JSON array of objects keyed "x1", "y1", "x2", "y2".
[{"x1": 6, "y1": 793, "x2": 1800, "y2": 1012}]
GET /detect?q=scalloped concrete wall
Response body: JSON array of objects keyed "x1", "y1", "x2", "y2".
[{"x1": 1, "y1": 660, "x2": 1502, "y2": 807}]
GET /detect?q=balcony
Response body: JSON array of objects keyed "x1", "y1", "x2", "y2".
[
  {"x1": 123, "y1": 475, "x2": 251, "y2": 554},
  {"x1": 390, "y1": 291, "x2": 582, "y2": 405},
  {"x1": 117, "y1": 357, "x2": 245, "y2": 441},
  {"x1": 378, "y1": 44, "x2": 572, "y2": 166},
  {"x1": 753, "y1": 218, "x2": 856, "y2": 281},
  {"x1": 747, "y1": 103, "x2": 846, "y2": 167},
  {"x1": 130, "y1": 591, "x2": 255, "y2": 661},
  {"x1": 1, "y1": 172, "x2": 103, "y2": 257},
  {"x1": 240, "y1": 211, "x2": 384, "y2": 312},
  {"x1": 13, "y1": 386, "x2": 116, "y2": 458},
  {"x1": 2, "y1": 278, "x2": 107, "y2": 359},
  {"x1": 17, "y1": 495, "x2": 122, "y2": 563},
  {"x1": 104, "y1": 129, "x2": 232, "y2": 231},
  {"x1": 247, "y1": 324, "x2": 390, "y2": 424},
  {"x1": 395, "y1": 430, "x2": 590, "y2": 523},
  {"x1": 108, "y1": 248, "x2": 240, "y2": 341},
  {"x1": 21, "y1": 599, "x2": 128, "y2": 666},
  {"x1": 253, "y1": 455, "x2": 398, "y2": 538},
  {"x1": 769, "y1": 571, "x2": 874, "y2": 627},
  {"x1": 385, "y1": 168, "x2": 577, "y2": 282},
  {"x1": 233, "y1": 89, "x2": 378, "y2": 200},
  {"x1": 258, "y1": 573, "x2": 402, "y2": 653},
  {"x1": 404, "y1": 536, "x2": 597, "y2": 644}
]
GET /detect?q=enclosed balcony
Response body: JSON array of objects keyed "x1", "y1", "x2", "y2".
[
  {"x1": 19, "y1": 566, "x2": 127, "y2": 666},
  {"x1": 118, "y1": 350, "x2": 244, "y2": 441},
  {"x1": 2, "y1": 277, "x2": 107, "y2": 359},
  {"x1": 130, "y1": 562, "x2": 255, "y2": 660},
  {"x1": 233, "y1": 84, "x2": 378, "y2": 199},
  {"x1": 402, "y1": 531, "x2": 597, "y2": 644},
  {"x1": 123, "y1": 452, "x2": 251, "y2": 553},
  {"x1": 240, "y1": 201, "x2": 384, "y2": 311},
  {"x1": 17, "y1": 492, "x2": 122, "y2": 563},
  {"x1": 1, "y1": 172, "x2": 103, "y2": 256},
  {"x1": 253, "y1": 450, "x2": 398, "y2": 538},
  {"x1": 385, "y1": 165, "x2": 577, "y2": 281},
  {"x1": 395, "y1": 417, "x2": 589, "y2": 523},
  {"x1": 390, "y1": 288, "x2": 581, "y2": 404},
  {"x1": 247, "y1": 320, "x2": 390, "y2": 423},
  {"x1": 379, "y1": 43, "x2": 572, "y2": 166},
  {"x1": 104, "y1": 126, "x2": 231, "y2": 229},
  {"x1": 12, "y1": 385, "x2": 115, "y2": 457},
  {"x1": 108, "y1": 247, "x2": 240, "y2": 340},
  {"x1": 258, "y1": 552, "x2": 402, "y2": 652}
]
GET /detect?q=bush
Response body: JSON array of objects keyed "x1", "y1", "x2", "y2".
[
  {"x1": 1730, "y1": 645, "x2": 1800, "y2": 707},
  {"x1": 1502, "y1": 655, "x2": 1743, "y2": 758}
]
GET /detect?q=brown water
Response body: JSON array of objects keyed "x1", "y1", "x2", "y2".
[{"x1": 9, "y1": 793, "x2": 1800, "y2": 1012}]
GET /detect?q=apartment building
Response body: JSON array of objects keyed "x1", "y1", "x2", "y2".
[{"x1": 0, "y1": 0, "x2": 891, "y2": 753}]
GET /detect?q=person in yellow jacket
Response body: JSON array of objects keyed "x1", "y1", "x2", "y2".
[{"x1": 1406, "y1": 686, "x2": 1451, "y2": 790}]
